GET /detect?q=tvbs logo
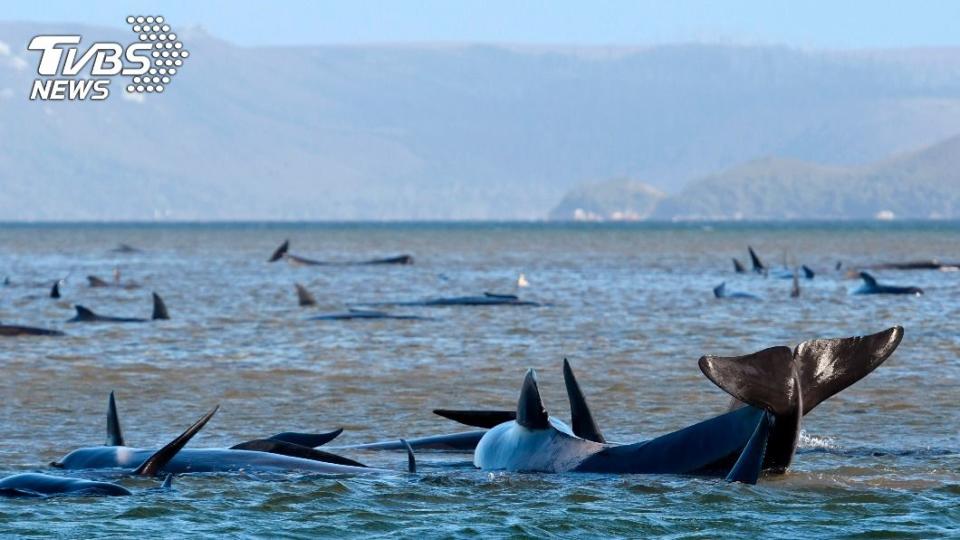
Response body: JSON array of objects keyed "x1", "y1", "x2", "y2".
[{"x1": 28, "y1": 15, "x2": 188, "y2": 101}]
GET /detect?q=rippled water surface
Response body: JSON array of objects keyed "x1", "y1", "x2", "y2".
[{"x1": 1, "y1": 222, "x2": 959, "y2": 538}]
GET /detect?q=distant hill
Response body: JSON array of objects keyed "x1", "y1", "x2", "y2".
[
  {"x1": 4, "y1": 21, "x2": 960, "y2": 219},
  {"x1": 549, "y1": 178, "x2": 664, "y2": 221},
  {"x1": 654, "y1": 135, "x2": 960, "y2": 220},
  {"x1": 553, "y1": 135, "x2": 960, "y2": 220}
]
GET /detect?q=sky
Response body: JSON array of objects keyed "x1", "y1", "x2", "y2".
[{"x1": 4, "y1": 0, "x2": 960, "y2": 49}]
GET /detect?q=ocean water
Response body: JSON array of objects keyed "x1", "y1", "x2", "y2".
[{"x1": 0, "y1": 222, "x2": 958, "y2": 538}]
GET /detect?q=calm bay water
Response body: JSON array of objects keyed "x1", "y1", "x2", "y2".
[{"x1": 0, "y1": 222, "x2": 958, "y2": 538}]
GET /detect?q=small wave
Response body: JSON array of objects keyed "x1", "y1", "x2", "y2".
[{"x1": 798, "y1": 431, "x2": 839, "y2": 450}]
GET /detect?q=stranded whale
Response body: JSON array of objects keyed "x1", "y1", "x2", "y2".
[
  {"x1": 1, "y1": 405, "x2": 217, "y2": 497},
  {"x1": 854, "y1": 272, "x2": 923, "y2": 295},
  {"x1": 365, "y1": 292, "x2": 541, "y2": 307},
  {"x1": 269, "y1": 240, "x2": 413, "y2": 266},
  {"x1": 53, "y1": 393, "x2": 415, "y2": 475},
  {"x1": 68, "y1": 292, "x2": 170, "y2": 323},
  {"x1": 713, "y1": 282, "x2": 758, "y2": 299}
]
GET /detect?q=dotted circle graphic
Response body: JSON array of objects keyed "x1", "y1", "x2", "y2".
[{"x1": 125, "y1": 15, "x2": 188, "y2": 94}]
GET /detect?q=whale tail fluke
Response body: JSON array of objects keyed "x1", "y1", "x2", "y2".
[
  {"x1": 230, "y1": 439, "x2": 367, "y2": 467},
  {"x1": 151, "y1": 293, "x2": 170, "y2": 320},
  {"x1": 72, "y1": 305, "x2": 99, "y2": 322},
  {"x1": 699, "y1": 326, "x2": 903, "y2": 417},
  {"x1": 134, "y1": 405, "x2": 219, "y2": 476},
  {"x1": 402, "y1": 439, "x2": 416, "y2": 473},
  {"x1": 269, "y1": 240, "x2": 290, "y2": 262},
  {"x1": 295, "y1": 283, "x2": 317, "y2": 307},
  {"x1": 792, "y1": 326, "x2": 903, "y2": 414},
  {"x1": 748, "y1": 246, "x2": 765, "y2": 274},
  {"x1": 562, "y1": 359, "x2": 605, "y2": 443},
  {"x1": 50, "y1": 281, "x2": 61, "y2": 299},
  {"x1": 732, "y1": 258, "x2": 746, "y2": 273},
  {"x1": 106, "y1": 391, "x2": 125, "y2": 446},
  {"x1": 517, "y1": 369, "x2": 549, "y2": 429},
  {"x1": 433, "y1": 409, "x2": 516, "y2": 429}
]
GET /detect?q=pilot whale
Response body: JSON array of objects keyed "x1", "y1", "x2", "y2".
[
  {"x1": 713, "y1": 282, "x2": 758, "y2": 299},
  {"x1": 401, "y1": 328, "x2": 902, "y2": 483},
  {"x1": 1, "y1": 404, "x2": 217, "y2": 497},
  {"x1": 54, "y1": 393, "x2": 415, "y2": 475},
  {"x1": 309, "y1": 309, "x2": 430, "y2": 321},
  {"x1": 854, "y1": 272, "x2": 923, "y2": 295},
  {"x1": 0, "y1": 323, "x2": 65, "y2": 337},
  {"x1": 366, "y1": 292, "x2": 541, "y2": 307},
  {"x1": 67, "y1": 292, "x2": 170, "y2": 323},
  {"x1": 269, "y1": 240, "x2": 413, "y2": 266}
]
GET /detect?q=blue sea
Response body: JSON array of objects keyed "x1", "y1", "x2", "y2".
[{"x1": 0, "y1": 222, "x2": 958, "y2": 537}]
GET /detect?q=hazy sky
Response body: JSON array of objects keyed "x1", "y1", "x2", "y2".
[{"x1": 6, "y1": 0, "x2": 960, "y2": 49}]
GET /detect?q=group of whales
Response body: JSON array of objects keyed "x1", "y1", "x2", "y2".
[
  {"x1": 0, "y1": 240, "x2": 544, "y2": 336},
  {"x1": 716, "y1": 246, "x2": 929, "y2": 299},
  {"x1": 1, "y1": 326, "x2": 903, "y2": 496}
]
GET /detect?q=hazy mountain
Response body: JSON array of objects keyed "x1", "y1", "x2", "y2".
[
  {"x1": 651, "y1": 135, "x2": 960, "y2": 220},
  {"x1": 548, "y1": 178, "x2": 664, "y2": 220},
  {"x1": 4, "y1": 21, "x2": 960, "y2": 219}
]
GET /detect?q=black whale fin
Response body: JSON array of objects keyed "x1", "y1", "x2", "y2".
[
  {"x1": 231, "y1": 439, "x2": 367, "y2": 467},
  {"x1": 295, "y1": 283, "x2": 317, "y2": 307},
  {"x1": 725, "y1": 412, "x2": 773, "y2": 484},
  {"x1": 433, "y1": 409, "x2": 516, "y2": 429},
  {"x1": 859, "y1": 271, "x2": 879, "y2": 289},
  {"x1": 134, "y1": 405, "x2": 219, "y2": 476},
  {"x1": 50, "y1": 281, "x2": 61, "y2": 299},
  {"x1": 748, "y1": 246, "x2": 765, "y2": 273},
  {"x1": 151, "y1": 293, "x2": 169, "y2": 320},
  {"x1": 267, "y1": 428, "x2": 343, "y2": 447},
  {"x1": 562, "y1": 359, "x2": 605, "y2": 443},
  {"x1": 793, "y1": 326, "x2": 903, "y2": 414},
  {"x1": 73, "y1": 305, "x2": 99, "y2": 321},
  {"x1": 516, "y1": 369, "x2": 549, "y2": 429},
  {"x1": 269, "y1": 240, "x2": 290, "y2": 262},
  {"x1": 713, "y1": 282, "x2": 726, "y2": 298},
  {"x1": 402, "y1": 439, "x2": 416, "y2": 473},
  {"x1": 106, "y1": 391, "x2": 124, "y2": 446},
  {"x1": 732, "y1": 258, "x2": 746, "y2": 273},
  {"x1": 699, "y1": 346, "x2": 798, "y2": 416},
  {"x1": 802, "y1": 265, "x2": 815, "y2": 279}
]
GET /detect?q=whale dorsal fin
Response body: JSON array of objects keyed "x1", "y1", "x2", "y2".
[
  {"x1": 269, "y1": 240, "x2": 290, "y2": 262},
  {"x1": 792, "y1": 326, "x2": 903, "y2": 414},
  {"x1": 73, "y1": 305, "x2": 98, "y2": 321},
  {"x1": 732, "y1": 258, "x2": 746, "y2": 273},
  {"x1": 516, "y1": 369, "x2": 549, "y2": 429},
  {"x1": 50, "y1": 281, "x2": 61, "y2": 299},
  {"x1": 859, "y1": 272, "x2": 878, "y2": 288},
  {"x1": 134, "y1": 405, "x2": 219, "y2": 476},
  {"x1": 106, "y1": 391, "x2": 125, "y2": 446},
  {"x1": 698, "y1": 346, "x2": 798, "y2": 416},
  {"x1": 295, "y1": 283, "x2": 317, "y2": 307},
  {"x1": 87, "y1": 275, "x2": 109, "y2": 287},
  {"x1": 802, "y1": 265, "x2": 815, "y2": 279},
  {"x1": 748, "y1": 246, "x2": 764, "y2": 272},
  {"x1": 562, "y1": 359, "x2": 605, "y2": 443},
  {"x1": 433, "y1": 409, "x2": 516, "y2": 428},
  {"x1": 402, "y1": 439, "x2": 416, "y2": 473},
  {"x1": 152, "y1": 293, "x2": 170, "y2": 320},
  {"x1": 713, "y1": 282, "x2": 726, "y2": 298}
]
